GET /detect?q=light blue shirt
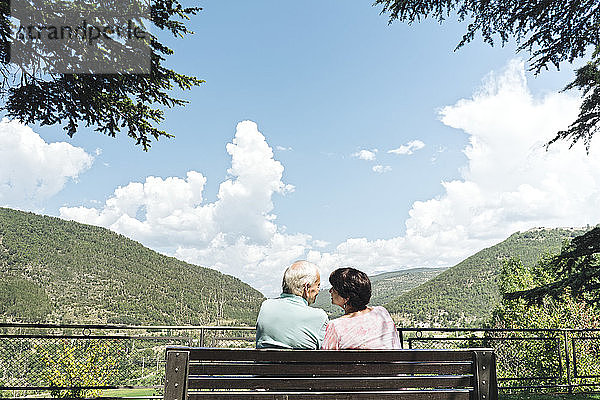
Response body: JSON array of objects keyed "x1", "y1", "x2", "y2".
[{"x1": 255, "y1": 293, "x2": 329, "y2": 349}]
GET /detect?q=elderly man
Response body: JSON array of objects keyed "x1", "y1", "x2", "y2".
[{"x1": 255, "y1": 260, "x2": 328, "y2": 349}]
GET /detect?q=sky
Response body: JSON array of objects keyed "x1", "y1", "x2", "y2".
[{"x1": 1, "y1": 1, "x2": 599, "y2": 296}]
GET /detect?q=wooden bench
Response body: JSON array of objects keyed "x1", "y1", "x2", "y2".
[{"x1": 163, "y1": 346, "x2": 498, "y2": 400}]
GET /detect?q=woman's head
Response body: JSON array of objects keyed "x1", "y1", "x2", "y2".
[{"x1": 328, "y1": 267, "x2": 371, "y2": 312}]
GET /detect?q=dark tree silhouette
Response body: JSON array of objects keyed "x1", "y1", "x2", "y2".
[
  {"x1": 375, "y1": 0, "x2": 600, "y2": 152},
  {"x1": 505, "y1": 227, "x2": 600, "y2": 304},
  {"x1": 0, "y1": 0, "x2": 204, "y2": 150}
]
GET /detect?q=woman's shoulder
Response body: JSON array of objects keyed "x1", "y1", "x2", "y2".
[
  {"x1": 371, "y1": 306, "x2": 394, "y2": 319},
  {"x1": 331, "y1": 306, "x2": 390, "y2": 324}
]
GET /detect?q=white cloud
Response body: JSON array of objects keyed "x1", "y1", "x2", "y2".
[
  {"x1": 276, "y1": 145, "x2": 293, "y2": 151},
  {"x1": 308, "y1": 59, "x2": 600, "y2": 278},
  {"x1": 60, "y1": 121, "x2": 306, "y2": 296},
  {"x1": 55, "y1": 61, "x2": 600, "y2": 296},
  {"x1": 0, "y1": 119, "x2": 94, "y2": 208},
  {"x1": 175, "y1": 232, "x2": 313, "y2": 296},
  {"x1": 312, "y1": 239, "x2": 329, "y2": 248},
  {"x1": 372, "y1": 165, "x2": 392, "y2": 173},
  {"x1": 352, "y1": 149, "x2": 378, "y2": 161},
  {"x1": 388, "y1": 140, "x2": 425, "y2": 155},
  {"x1": 430, "y1": 146, "x2": 446, "y2": 163}
]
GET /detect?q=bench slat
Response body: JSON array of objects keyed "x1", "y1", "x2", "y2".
[
  {"x1": 188, "y1": 390, "x2": 472, "y2": 400},
  {"x1": 164, "y1": 347, "x2": 498, "y2": 400},
  {"x1": 181, "y1": 348, "x2": 476, "y2": 363},
  {"x1": 188, "y1": 375, "x2": 473, "y2": 390},
  {"x1": 189, "y1": 362, "x2": 473, "y2": 376}
]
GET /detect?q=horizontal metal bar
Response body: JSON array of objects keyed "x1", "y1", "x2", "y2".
[
  {"x1": 498, "y1": 376, "x2": 561, "y2": 381},
  {"x1": 500, "y1": 383, "x2": 600, "y2": 390},
  {"x1": 1, "y1": 386, "x2": 120, "y2": 391},
  {"x1": 0, "y1": 334, "x2": 194, "y2": 340},
  {"x1": 574, "y1": 374, "x2": 600, "y2": 379},
  {"x1": 0, "y1": 322, "x2": 255, "y2": 331},
  {"x1": 498, "y1": 384, "x2": 570, "y2": 390},
  {"x1": 409, "y1": 337, "x2": 557, "y2": 341},
  {"x1": 0, "y1": 386, "x2": 161, "y2": 391},
  {"x1": 400, "y1": 328, "x2": 600, "y2": 333},
  {"x1": 6, "y1": 322, "x2": 600, "y2": 333},
  {"x1": 3, "y1": 397, "x2": 163, "y2": 400},
  {"x1": 562, "y1": 382, "x2": 600, "y2": 388}
]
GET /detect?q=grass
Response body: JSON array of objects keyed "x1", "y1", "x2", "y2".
[
  {"x1": 97, "y1": 389, "x2": 600, "y2": 400},
  {"x1": 10, "y1": 389, "x2": 600, "y2": 399},
  {"x1": 98, "y1": 388, "x2": 160, "y2": 398},
  {"x1": 501, "y1": 394, "x2": 600, "y2": 400}
]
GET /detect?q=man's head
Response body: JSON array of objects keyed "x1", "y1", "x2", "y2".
[{"x1": 282, "y1": 260, "x2": 321, "y2": 305}]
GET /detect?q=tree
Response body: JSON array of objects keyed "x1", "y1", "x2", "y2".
[
  {"x1": 0, "y1": 0, "x2": 203, "y2": 150},
  {"x1": 489, "y1": 257, "x2": 600, "y2": 388},
  {"x1": 375, "y1": 0, "x2": 600, "y2": 152},
  {"x1": 505, "y1": 226, "x2": 600, "y2": 304},
  {"x1": 36, "y1": 339, "x2": 126, "y2": 398}
]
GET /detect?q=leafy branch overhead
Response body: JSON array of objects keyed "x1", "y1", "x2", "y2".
[
  {"x1": 0, "y1": 0, "x2": 204, "y2": 150},
  {"x1": 375, "y1": 0, "x2": 600, "y2": 152}
]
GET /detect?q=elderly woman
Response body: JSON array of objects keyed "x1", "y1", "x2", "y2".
[{"x1": 321, "y1": 267, "x2": 401, "y2": 350}]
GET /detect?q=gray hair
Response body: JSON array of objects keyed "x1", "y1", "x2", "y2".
[{"x1": 282, "y1": 260, "x2": 319, "y2": 296}]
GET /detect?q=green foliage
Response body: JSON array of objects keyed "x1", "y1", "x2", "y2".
[
  {"x1": 37, "y1": 339, "x2": 123, "y2": 398},
  {"x1": 548, "y1": 46, "x2": 600, "y2": 153},
  {"x1": 0, "y1": 207, "x2": 265, "y2": 325},
  {"x1": 369, "y1": 268, "x2": 447, "y2": 305},
  {"x1": 0, "y1": 277, "x2": 50, "y2": 321},
  {"x1": 501, "y1": 395, "x2": 600, "y2": 400},
  {"x1": 490, "y1": 257, "x2": 600, "y2": 389},
  {"x1": 385, "y1": 228, "x2": 587, "y2": 327},
  {"x1": 506, "y1": 226, "x2": 600, "y2": 304},
  {"x1": 0, "y1": 0, "x2": 204, "y2": 150},
  {"x1": 374, "y1": 0, "x2": 600, "y2": 150}
]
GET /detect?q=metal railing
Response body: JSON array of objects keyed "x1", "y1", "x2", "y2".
[
  {"x1": 1, "y1": 323, "x2": 600, "y2": 398},
  {"x1": 0, "y1": 323, "x2": 254, "y2": 399},
  {"x1": 399, "y1": 327, "x2": 600, "y2": 394}
]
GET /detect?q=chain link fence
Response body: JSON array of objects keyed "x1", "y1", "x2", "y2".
[
  {"x1": 3, "y1": 324, "x2": 600, "y2": 398},
  {"x1": 400, "y1": 327, "x2": 600, "y2": 394},
  {"x1": 0, "y1": 323, "x2": 254, "y2": 399}
]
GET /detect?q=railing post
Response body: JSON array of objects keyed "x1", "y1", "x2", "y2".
[
  {"x1": 398, "y1": 328, "x2": 404, "y2": 349},
  {"x1": 563, "y1": 329, "x2": 573, "y2": 394},
  {"x1": 199, "y1": 328, "x2": 205, "y2": 347}
]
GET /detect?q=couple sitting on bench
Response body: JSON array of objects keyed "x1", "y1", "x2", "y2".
[{"x1": 256, "y1": 260, "x2": 401, "y2": 350}]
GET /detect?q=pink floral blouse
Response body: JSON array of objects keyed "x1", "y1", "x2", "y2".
[{"x1": 321, "y1": 306, "x2": 401, "y2": 350}]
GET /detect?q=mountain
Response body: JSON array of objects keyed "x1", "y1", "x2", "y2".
[
  {"x1": 312, "y1": 267, "x2": 446, "y2": 317},
  {"x1": 385, "y1": 227, "x2": 589, "y2": 327},
  {"x1": 0, "y1": 207, "x2": 264, "y2": 326}
]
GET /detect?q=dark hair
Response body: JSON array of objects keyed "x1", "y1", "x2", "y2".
[{"x1": 329, "y1": 267, "x2": 371, "y2": 312}]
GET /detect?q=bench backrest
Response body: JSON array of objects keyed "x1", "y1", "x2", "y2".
[{"x1": 164, "y1": 347, "x2": 498, "y2": 400}]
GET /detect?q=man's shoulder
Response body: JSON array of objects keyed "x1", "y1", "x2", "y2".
[
  {"x1": 260, "y1": 297, "x2": 285, "y2": 307},
  {"x1": 258, "y1": 296, "x2": 292, "y2": 313},
  {"x1": 259, "y1": 297, "x2": 328, "y2": 320},
  {"x1": 310, "y1": 306, "x2": 328, "y2": 318},
  {"x1": 305, "y1": 305, "x2": 328, "y2": 324}
]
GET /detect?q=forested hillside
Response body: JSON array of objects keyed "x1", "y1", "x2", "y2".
[
  {"x1": 0, "y1": 207, "x2": 264, "y2": 325},
  {"x1": 386, "y1": 228, "x2": 589, "y2": 327},
  {"x1": 312, "y1": 267, "x2": 446, "y2": 317}
]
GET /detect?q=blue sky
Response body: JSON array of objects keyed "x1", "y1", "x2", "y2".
[{"x1": 1, "y1": 1, "x2": 599, "y2": 296}]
